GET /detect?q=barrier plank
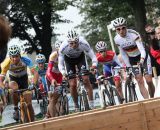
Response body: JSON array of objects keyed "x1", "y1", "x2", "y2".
[{"x1": 3, "y1": 97, "x2": 160, "y2": 130}]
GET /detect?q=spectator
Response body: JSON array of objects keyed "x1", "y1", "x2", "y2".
[
  {"x1": 145, "y1": 24, "x2": 160, "y2": 77},
  {"x1": 155, "y1": 26, "x2": 160, "y2": 40}
]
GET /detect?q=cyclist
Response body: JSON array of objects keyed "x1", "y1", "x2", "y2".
[
  {"x1": 0, "y1": 45, "x2": 39, "y2": 121},
  {"x1": 95, "y1": 41, "x2": 124, "y2": 99},
  {"x1": 58, "y1": 29, "x2": 98, "y2": 110},
  {"x1": 113, "y1": 17, "x2": 155, "y2": 98},
  {"x1": 35, "y1": 54, "x2": 48, "y2": 93},
  {"x1": 45, "y1": 41, "x2": 63, "y2": 118}
]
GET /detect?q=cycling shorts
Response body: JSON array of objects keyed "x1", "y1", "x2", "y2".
[
  {"x1": 9, "y1": 74, "x2": 28, "y2": 89},
  {"x1": 128, "y1": 54, "x2": 152, "y2": 75},
  {"x1": 103, "y1": 61, "x2": 119, "y2": 77},
  {"x1": 64, "y1": 52, "x2": 87, "y2": 77}
]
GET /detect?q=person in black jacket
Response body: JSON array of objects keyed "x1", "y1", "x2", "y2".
[{"x1": 0, "y1": 16, "x2": 11, "y2": 64}]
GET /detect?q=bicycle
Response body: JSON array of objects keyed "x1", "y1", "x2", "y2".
[
  {"x1": 77, "y1": 69, "x2": 90, "y2": 111},
  {"x1": 14, "y1": 88, "x2": 34, "y2": 123},
  {"x1": 56, "y1": 80, "x2": 70, "y2": 116},
  {"x1": 97, "y1": 75, "x2": 123, "y2": 108},
  {"x1": 35, "y1": 87, "x2": 48, "y2": 117},
  {"x1": 114, "y1": 65, "x2": 139, "y2": 103}
]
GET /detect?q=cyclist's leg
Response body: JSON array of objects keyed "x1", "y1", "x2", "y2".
[
  {"x1": 135, "y1": 74, "x2": 149, "y2": 99},
  {"x1": 129, "y1": 55, "x2": 149, "y2": 99},
  {"x1": 46, "y1": 72, "x2": 62, "y2": 117},
  {"x1": 112, "y1": 63, "x2": 124, "y2": 99},
  {"x1": 143, "y1": 54, "x2": 155, "y2": 98},
  {"x1": 8, "y1": 80, "x2": 19, "y2": 120},
  {"x1": 77, "y1": 55, "x2": 94, "y2": 109},
  {"x1": 64, "y1": 55, "x2": 79, "y2": 109},
  {"x1": 19, "y1": 75, "x2": 34, "y2": 122}
]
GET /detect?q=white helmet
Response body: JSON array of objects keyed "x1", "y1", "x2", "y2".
[
  {"x1": 113, "y1": 17, "x2": 126, "y2": 28},
  {"x1": 95, "y1": 41, "x2": 107, "y2": 51},
  {"x1": 35, "y1": 54, "x2": 46, "y2": 63},
  {"x1": 8, "y1": 45, "x2": 21, "y2": 56},
  {"x1": 67, "y1": 29, "x2": 79, "y2": 42},
  {"x1": 55, "y1": 41, "x2": 62, "y2": 50}
]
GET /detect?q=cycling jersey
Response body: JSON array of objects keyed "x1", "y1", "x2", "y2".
[
  {"x1": 96, "y1": 50, "x2": 122, "y2": 77},
  {"x1": 96, "y1": 50, "x2": 122, "y2": 66},
  {"x1": 46, "y1": 51, "x2": 62, "y2": 84},
  {"x1": 114, "y1": 29, "x2": 146, "y2": 67},
  {"x1": 58, "y1": 36, "x2": 98, "y2": 75},
  {"x1": 1, "y1": 56, "x2": 33, "y2": 77},
  {"x1": 35, "y1": 63, "x2": 48, "y2": 77}
]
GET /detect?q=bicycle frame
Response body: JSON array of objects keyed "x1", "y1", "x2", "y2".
[
  {"x1": 14, "y1": 88, "x2": 33, "y2": 123},
  {"x1": 77, "y1": 72, "x2": 90, "y2": 111}
]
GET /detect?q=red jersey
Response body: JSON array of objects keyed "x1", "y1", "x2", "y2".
[{"x1": 96, "y1": 50, "x2": 115, "y2": 65}]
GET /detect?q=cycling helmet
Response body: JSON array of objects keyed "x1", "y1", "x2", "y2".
[
  {"x1": 35, "y1": 54, "x2": 46, "y2": 63},
  {"x1": 95, "y1": 41, "x2": 107, "y2": 51},
  {"x1": 67, "y1": 29, "x2": 79, "y2": 42},
  {"x1": 55, "y1": 41, "x2": 62, "y2": 50},
  {"x1": 8, "y1": 45, "x2": 21, "y2": 56},
  {"x1": 113, "y1": 17, "x2": 126, "y2": 28}
]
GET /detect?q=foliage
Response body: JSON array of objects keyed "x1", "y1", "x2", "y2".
[
  {"x1": 3, "y1": 0, "x2": 72, "y2": 59},
  {"x1": 77, "y1": 0, "x2": 160, "y2": 50}
]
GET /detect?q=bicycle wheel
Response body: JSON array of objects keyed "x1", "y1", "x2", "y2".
[
  {"x1": 110, "y1": 87, "x2": 122, "y2": 105},
  {"x1": 61, "y1": 96, "x2": 69, "y2": 115},
  {"x1": 102, "y1": 89, "x2": 107, "y2": 108},
  {"x1": 125, "y1": 78, "x2": 137, "y2": 103},
  {"x1": 130, "y1": 83, "x2": 138, "y2": 101},
  {"x1": 20, "y1": 103, "x2": 29, "y2": 123},
  {"x1": 82, "y1": 90, "x2": 90, "y2": 111},
  {"x1": 40, "y1": 98, "x2": 48, "y2": 116},
  {"x1": 103, "y1": 85, "x2": 113, "y2": 106}
]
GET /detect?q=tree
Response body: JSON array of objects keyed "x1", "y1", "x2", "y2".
[
  {"x1": 77, "y1": 0, "x2": 160, "y2": 49},
  {"x1": 4, "y1": 0, "x2": 72, "y2": 59}
]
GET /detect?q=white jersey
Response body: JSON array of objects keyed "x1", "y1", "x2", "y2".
[
  {"x1": 114, "y1": 29, "x2": 146, "y2": 67},
  {"x1": 58, "y1": 36, "x2": 98, "y2": 75}
]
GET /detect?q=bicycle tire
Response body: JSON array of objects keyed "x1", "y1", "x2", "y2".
[
  {"x1": 110, "y1": 87, "x2": 122, "y2": 105},
  {"x1": 131, "y1": 83, "x2": 138, "y2": 101},
  {"x1": 40, "y1": 98, "x2": 48, "y2": 116},
  {"x1": 125, "y1": 79, "x2": 138, "y2": 103},
  {"x1": 102, "y1": 89, "x2": 107, "y2": 108},
  {"x1": 82, "y1": 90, "x2": 90, "y2": 111},
  {"x1": 62, "y1": 96, "x2": 69, "y2": 115},
  {"x1": 104, "y1": 85, "x2": 112, "y2": 106}
]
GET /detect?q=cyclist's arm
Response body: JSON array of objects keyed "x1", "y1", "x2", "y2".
[
  {"x1": 0, "y1": 58, "x2": 10, "y2": 88},
  {"x1": 117, "y1": 46, "x2": 131, "y2": 67},
  {"x1": 58, "y1": 52, "x2": 66, "y2": 75},
  {"x1": 47, "y1": 52, "x2": 59, "y2": 81},
  {"x1": 135, "y1": 37, "x2": 146, "y2": 60},
  {"x1": 81, "y1": 38, "x2": 98, "y2": 67},
  {"x1": 113, "y1": 54, "x2": 123, "y2": 67},
  {"x1": 22, "y1": 56, "x2": 39, "y2": 85}
]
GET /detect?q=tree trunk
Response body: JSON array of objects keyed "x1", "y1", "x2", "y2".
[
  {"x1": 130, "y1": 0, "x2": 147, "y2": 43},
  {"x1": 40, "y1": 1, "x2": 52, "y2": 61}
]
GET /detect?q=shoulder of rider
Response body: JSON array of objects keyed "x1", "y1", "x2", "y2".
[
  {"x1": 128, "y1": 29, "x2": 141, "y2": 41},
  {"x1": 78, "y1": 36, "x2": 92, "y2": 53},
  {"x1": 21, "y1": 56, "x2": 33, "y2": 68},
  {"x1": 58, "y1": 40, "x2": 68, "y2": 55},
  {"x1": 49, "y1": 51, "x2": 58, "y2": 61}
]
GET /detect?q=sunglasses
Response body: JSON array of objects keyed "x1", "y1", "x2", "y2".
[
  {"x1": 69, "y1": 42, "x2": 77, "y2": 45},
  {"x1": 146, "y1": 31, "x2": 155, "y2": 35},
  {"x1": 99, "y1": 50, "x2": 106, "y2": 53},
  {"x1": 116, "y1": 26, "x2": 126, "y2": 31}
]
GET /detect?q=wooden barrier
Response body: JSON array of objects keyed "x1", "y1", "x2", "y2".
[{"x1": 3, "y1": 97, "x2": 160, "y2": 130}]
